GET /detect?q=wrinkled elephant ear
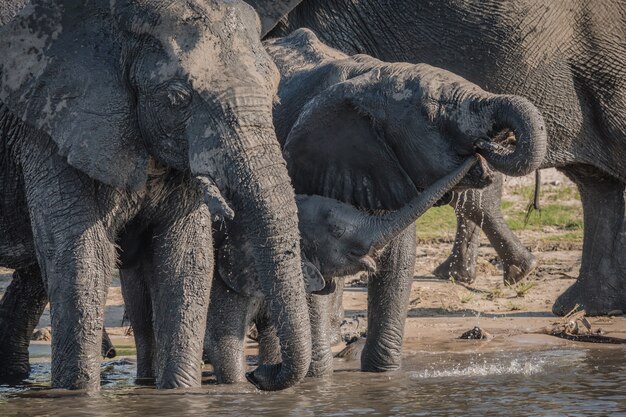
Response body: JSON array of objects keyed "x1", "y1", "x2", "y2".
[
  {"x1": 0, "y1": 5, "x2": 148, "y2": 191},
  {"x1": 244, "y1": 0, "x2": 304, "y2": 37},
  {"x1": 283, "y1": 71, "x2": 418, "y2": 211}
]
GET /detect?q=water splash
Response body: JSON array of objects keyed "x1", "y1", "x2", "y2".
[{"x1": 410, "y1": 358, "x2": 546, "y2": 379}]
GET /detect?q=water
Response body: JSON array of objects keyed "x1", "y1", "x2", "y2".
[{"x1": 2, "y1": 348, "x2": 626, "y2": 416}]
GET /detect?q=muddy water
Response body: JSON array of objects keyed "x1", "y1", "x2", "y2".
[{"x1": 1, "y1": 348, "x2": 626, "y2": 416}]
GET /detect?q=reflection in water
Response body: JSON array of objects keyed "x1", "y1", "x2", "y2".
[{"x1": 2, "y1": 349, "x2": 626, "y2": 416}]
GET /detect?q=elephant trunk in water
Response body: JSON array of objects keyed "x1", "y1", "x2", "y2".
[
  {"x1": 474, "y1": 95, "x2": 547, "y2": 177},
  {"x1": 196, "y1": 110, "x2": 311, "y2": 391},
  {"x1": 367, "y1": 157, "x2": 478, "y2": 250}
]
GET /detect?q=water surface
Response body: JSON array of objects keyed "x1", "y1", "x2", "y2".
[{"x1": 2, "y1": 348, "x2": 626, "y2": 416}]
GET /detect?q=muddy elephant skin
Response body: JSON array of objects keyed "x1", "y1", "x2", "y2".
[
  {"x1": 272, "y1": 0, "x2": 626, "y2": 316},
  {"x1": 0, "y1": 0, "x2": 311, "y2": 392}
]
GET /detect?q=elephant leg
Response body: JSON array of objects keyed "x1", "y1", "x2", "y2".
[
  {"x1": 149, "y1": 203, "x2": 212, "y2": 389},
  {"x1": 204, "y1": 275, "x2": 256, "y2": 384},
  {"x1": 101, "y1": 327, "x2": 116, "y2": 359},
  {"x1": 553, "y1": 165, "x2": 626, "y2": 316},
  {"x1": 433, "y1": 213, "x2": 480, "y2": 283},
  {"x1": 306, "y1": 293, "x2": 333, "y2": 378},
  {"x1": 434, "y1": 175, "x2": 537, "y2": 284},
  {"x1": 362, "y1": 225, "x2": 416, "y2": 372},
  {"x1": 0, "y1": 264, "x2": 47, "y2": 383},
  {"x1": 120, "y1": 263, "x2": 155, "y2": 385},
  {"x1": 328, "y1": 278, "x2": 345, "y2": 347}
]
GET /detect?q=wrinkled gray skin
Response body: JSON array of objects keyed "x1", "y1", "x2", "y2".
[
  {"x1": 202, "y1": 29, "x2": 546, "y2": 380},
  {"x1": 273, "y1": 0, "x2": 626, "y2": 316},
  {"x1": 0, "y1": 0, "x2": 311, "y2": 392},
  {"x1": 205, "y1": 158, "x2": 478, "y2": 383}
]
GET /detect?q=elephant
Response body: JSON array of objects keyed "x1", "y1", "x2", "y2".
[
  {"x1": 205, "y1": 157, "x2": 479, "y2": 383},
  {"x1": 199, "y1": 28, "x2": 545, "y2": 379},
  {"x1": 271, "y1": 0, "x2": 626, "y2": 316},
  {"x1": 0, "y1": 0, "x2": 313, "y2": 392}
]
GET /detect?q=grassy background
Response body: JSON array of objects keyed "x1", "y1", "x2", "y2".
[{"x1": 415, "y1": 184, "x2": 583, "y2": 244}]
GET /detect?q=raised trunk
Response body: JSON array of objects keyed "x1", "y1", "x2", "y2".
[
  {"x1": 369, "y1": 157, "x2": 477, "y2": 248},
  {"x1": 475, "y1": 95, "x2": 547, "y2": 176}
]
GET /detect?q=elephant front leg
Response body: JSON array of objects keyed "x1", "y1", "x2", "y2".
[
  {"x1": 150, "y1": 204, "x2": 212, "y2": 389},
  {"x1": 553, "y1": 165, "x2": 626, "y2": 316},
  {"x1": 204, "y1": 275, "x2": 256, "y2": 384},
  {"x1": 120, "y1": 264, "x2": 155, "y2": 385},
  {"x1": 362, "y1": 225, "x2": 416, "y2": 372},
  {"x1": 0, "y1": 265, "x2": 47, "y2": 383},
  {"x1": 37, "y1": 230, "x2": 115, "y2": 391},
  {"x1": 435, "y1": 175, "x2": 537, "y2": 284}
]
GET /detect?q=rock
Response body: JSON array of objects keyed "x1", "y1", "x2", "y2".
[
  {"x1": 32, "y1": 327, "x2": 51, "y2": 341},
  {"x1": 608, "y1": 310, "x2": 624, "y2": 317},
  {"x1": 459, "y1": 326, "x2": 492, "y2": 340}
]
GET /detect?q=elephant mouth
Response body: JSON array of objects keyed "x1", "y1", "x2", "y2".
[{"x1": 455, "y1": 154, "x2": 493, "y2": 190}]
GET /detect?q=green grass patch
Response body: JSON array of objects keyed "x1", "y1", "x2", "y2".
[
  {"x1": 505, "y1": 203, "x2": 583, "y2": 231},
  {"x1": 415, "y1": 184, "x2": 583, "y2": 243},
  {"x1": 415, "y1": 205, "x2": 457, "y2": 239}
]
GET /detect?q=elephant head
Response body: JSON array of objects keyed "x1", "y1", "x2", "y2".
[
  {"x1": 271, "y1": 29, "x2": 547, "y2": 211},
  {"x1": 0, "y1": 0, "x2": 310, "y2": 391},
  {"x1": 218, "y1": 156, "x2": 477, "y2": 295}
]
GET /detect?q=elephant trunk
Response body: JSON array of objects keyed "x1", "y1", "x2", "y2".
[
  {"x1": 223, "y1": 124, "x2": 311, "y2": 391},
  {"x1": 475, "y1": 95, "x2": 547, "y2": 177},
  {"x1": 368, "y1": 157, "x2": 478, "y2": 250}
]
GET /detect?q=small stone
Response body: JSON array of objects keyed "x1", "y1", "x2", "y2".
[
  {"x1": 607, "y1": 310, "x2": 623, "y2": 316},
  {"x1": 459, "y1": 326, "x2": 492, "y2": 340},
  {"x1": 32, "y1": 327, "x2": 51, "y2": 341}
]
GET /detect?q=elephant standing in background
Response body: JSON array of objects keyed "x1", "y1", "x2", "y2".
[
  {"x1": 203, "y1": 29, "x2": 546, "y2": 378},
  {"x1": 273, "y1": 0, "x2": 626, "y2": 315},
  {"x1": 0, "y1": 0, "x2": 312, "y2": 392}
]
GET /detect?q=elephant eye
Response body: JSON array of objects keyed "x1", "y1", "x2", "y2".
[{"x1": 165, "y1": 81, "x2": 193, "y2": 109}]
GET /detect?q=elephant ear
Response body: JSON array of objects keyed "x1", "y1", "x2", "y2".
[
  {"x1": 244, "y1": 0, "x2": 304, "y2": 37},
  {"x1": 283, "y1": 72, "x2": 418, "y2": 211},
  {"x1": 0, "y1": 5, "x2": 148, "y2": 191}
]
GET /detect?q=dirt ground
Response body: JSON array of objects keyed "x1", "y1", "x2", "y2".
[{"x1": 2, "y1": 168, "x2": 626, "y2": 360}]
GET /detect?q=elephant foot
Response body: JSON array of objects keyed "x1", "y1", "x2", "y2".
[
  {"x1": 503, "y1": 255, "x2": 538, "y2": 285},
  {"x1": 433, "y1": 255, "x2": 476, "y2": 284},
  {"x1": 0, "y1": 352, "x2": 30, "y2": 384},
  {"x1": 552, "y1": 271, "x2": 626, "y2": 316},
  {"x1": 360, "y1": 342, "x2": 401, "y2": 373}
]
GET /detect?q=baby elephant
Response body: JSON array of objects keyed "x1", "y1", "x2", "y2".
[{"x1": 205, "y1": 158, "x2": 477, "y2": 383}]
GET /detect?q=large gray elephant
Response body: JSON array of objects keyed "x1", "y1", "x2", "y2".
[
  {"x1": 203, "y1": 29, "x2": 546, "y2": 378},
  {"x1": 0, "y1": 0, "x2": 312, "y2": 392},
  {"x1": 271, "y1": 0, "x2": 626, "y2": 316}
]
